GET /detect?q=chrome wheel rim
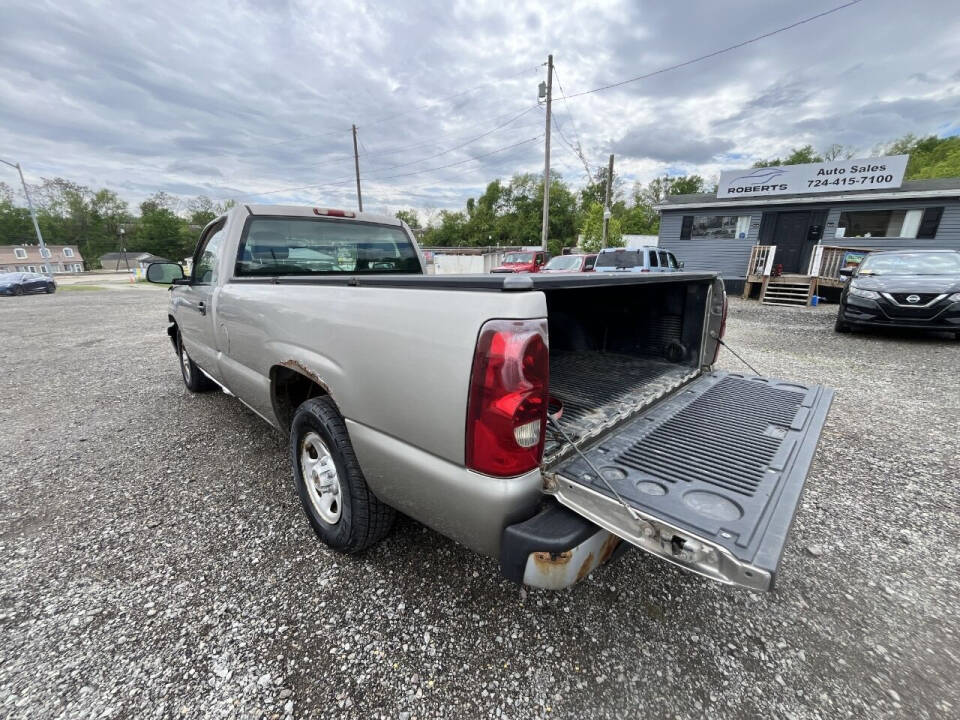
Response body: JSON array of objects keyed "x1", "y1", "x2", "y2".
[
  {"x1": 300, "y1": 431, "x2": 342, "y2": 524},
  {"x1": 180, "y1": 343, "x2": 192, "y2": 384}
]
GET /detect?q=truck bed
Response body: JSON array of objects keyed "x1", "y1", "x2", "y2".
[{"x1": 544, "y1": 352, "x2": 697, "y2": 464}]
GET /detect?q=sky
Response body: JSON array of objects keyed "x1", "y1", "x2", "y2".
[{"x1": 1, "y1": 0, "x2": 959, "y2": 221}]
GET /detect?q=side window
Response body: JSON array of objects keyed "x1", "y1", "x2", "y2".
[
  {"x1": 193, "y1": 223, "x2": 226, "y2": 284},
  {"x1": 584, "y1": 256, "x2": 596, "y2": 270},
  {"x1": 648, "y1": 250, "x2": 659, "y2": 268},
  {"x1": 667, "y1": 252, "x2": 679, "y2": 269},
  {"x1": 658, "y1": 250, "x2": 670, "y2": 268}
]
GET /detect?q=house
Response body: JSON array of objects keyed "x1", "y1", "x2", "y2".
[
  {"x1": 656, "y1": 176, "x2": 960, "y2": 297},
  {"x1": 0, "y1": 244, "x2": 85, "y2": 273},
  {"x1": 98, "y1": 251, "x2": 172, "y2": 271}
]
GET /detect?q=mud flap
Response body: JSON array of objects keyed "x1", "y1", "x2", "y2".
[{"x1": 545, "y1": 372, "x2": 833, "y2": 591}]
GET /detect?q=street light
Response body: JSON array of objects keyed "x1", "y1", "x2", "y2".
[{"x1": 0, "y1": 157, "x2": 54, "y2": 278}]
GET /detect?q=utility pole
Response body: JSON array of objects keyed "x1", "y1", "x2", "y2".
[
  {"x1": 352, "y1": 124, "x2": 363, "y2": 212},
  {"x1": 539, "y1": 54, "x2": 553, "y2": 252},
  {"x1": 1, "y1": 158, "x2": 53, "y2": 277},
  {"x1": 601, "y1": 154, "x2": 614, "y2": 248}
]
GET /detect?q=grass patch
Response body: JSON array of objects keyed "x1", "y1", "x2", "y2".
[{"x1": 59, "y1": 285, "x2": 108, "y2": 292}]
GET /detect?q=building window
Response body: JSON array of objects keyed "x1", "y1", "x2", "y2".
[
  {"x1": 14, "y1": 247, "x2": 27, "y2": 259},
  {"x1": 74, "y1": 263, "x2": 83, "y2": 272},
  {"x1": 63, "y1": 248, "x2": 75, "y2": 257},
  {"x1": 40, "y1": 248, "x2": 51, "y2": 258},
  {"x1": 27, "y1": 265, "x2": 36, "y2": 272},
  {"x1": 40, "y1": 264, "x2": 49, "y2": 273},
  {"x1": 682, "y1": 215, "x2": 751, "y2": 240},
  {"x1": 837, "y1": 207, "x2": 943, "y2": 239}
]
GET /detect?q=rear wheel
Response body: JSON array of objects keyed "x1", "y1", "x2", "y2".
[
  {"x1": 13, "y1": 285, "x2": 23, "y2": 296},
  {"x1": 290, "y1": 396, "x2": 395, "y2": 553},
  {"x1": 177, "y1": 329, "x2": 215, "y2": 392}
]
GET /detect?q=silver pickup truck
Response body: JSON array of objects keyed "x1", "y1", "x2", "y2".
[{"x1": 148, "y1": 204, "x2": 833, "y2": 591}]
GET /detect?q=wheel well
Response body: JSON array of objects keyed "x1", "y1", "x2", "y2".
[
  {"x1": 271, "y1": 365, "x2": 329, "y2": 430},
  {"x1": 166, "y1": 315, "x2": 178, "y2": 351}
]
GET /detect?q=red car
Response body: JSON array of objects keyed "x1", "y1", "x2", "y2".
[
  {"x1": 541, "y1": 254, "x2": 598, "y2": 273},
  {"x1": 491, "y1": 250, "x2": 549, "y2": 273}
]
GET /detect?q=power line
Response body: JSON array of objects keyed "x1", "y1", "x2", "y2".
[
  {"x1": 252, "y1": 105, "x2": 539, "y2": 195},
  {"x1": 248, "y1": 134, "x2": 543, "y2": 198},
  {"x1": 563, "y1": 0, "x2": 865, "y2": 99},
  {"x1": 259, "y1": 62, "x2": 541, "y2": 149},
  {"x1": 551, "y1": 63, "x2": 592, "y2": 179}
]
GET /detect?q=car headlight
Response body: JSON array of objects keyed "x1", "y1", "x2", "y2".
[
  {"x1": 848, "y1": 286, "x2": 880, "y2": 300},
  {"x1": 948, "y1": 292, "x2": 960, "y2": 303}
]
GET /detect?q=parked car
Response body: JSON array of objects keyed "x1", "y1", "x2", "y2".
[
  {"x1": 147, "y1": 204, "x2": 833, "y2": 591},
  {"x1": 541, "y1": 253, "x2": 597, "y2": 273},
  {"x1": 593, "y1": 246, "x2": 683, "y2": 273},
  {"x1": 491, "y1": 250, "x2": 549, "y2": 273},
  {"x1": 0, "y1": 272, "x2": 56, "y2": 296},
  {"x1": 835, "y1": 249, "x2": 960, "y2": 338}
]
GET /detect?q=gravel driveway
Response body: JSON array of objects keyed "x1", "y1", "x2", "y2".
[{"x1": 1, "y1": 290, "x2": 958, "y2": 719}]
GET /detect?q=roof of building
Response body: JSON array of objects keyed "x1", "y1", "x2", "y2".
[
  {"x1": 657, "y1": 177, "x2": 960, "y2": 211},
  {"x1": 99, "y1": 251, "x2": 170, "y2": 263}
]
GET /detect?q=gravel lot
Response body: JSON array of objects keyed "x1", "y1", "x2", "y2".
[{"x1": 1, "y1": 288, "x2": 958, "y2": 719}]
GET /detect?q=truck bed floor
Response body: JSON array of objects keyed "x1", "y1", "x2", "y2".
[{"x1": 545, "y1": 352, "x2": 696, "y2": 463}]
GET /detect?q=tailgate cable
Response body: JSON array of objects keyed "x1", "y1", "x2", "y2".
[
  {"x1": 714, "y1": 336, "x2": 761, "y2": 375},
  {"x1": 546, "y1": 415, "x2": 641, "y2": 523}
]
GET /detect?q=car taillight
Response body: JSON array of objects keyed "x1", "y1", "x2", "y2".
[
  {"x1": 709, "y1": 291, "x2": 728, "y2": 364},
  {"x1": 466, "y1": 319, "x2": 549, "y2": 477}
]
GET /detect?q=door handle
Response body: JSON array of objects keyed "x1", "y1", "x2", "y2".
[{"x1": 197, "y1": 301, "x2": 206, "y2": 316}]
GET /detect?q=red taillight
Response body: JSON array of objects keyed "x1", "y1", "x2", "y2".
[
  {"x1": 313, "y1": 208, "x2": 356, "y2": 218},
  {"x1": 466, "y1": 319, "x2": 549, "y2": 477},
  {"x1": 709, "y1": 292, "x2": 728, "y2": 364}
]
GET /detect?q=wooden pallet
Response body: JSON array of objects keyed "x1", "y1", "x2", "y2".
[{"x1": 761, "y1": 275, "x2": 816, "y2": 307}]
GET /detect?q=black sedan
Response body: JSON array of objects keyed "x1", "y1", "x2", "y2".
[
  {"x1": 0, "y1": 272, "x2": 57, "y2": 296},
  {"x1": 835, "y1": 250, "x2": 960, "y2": 339}
]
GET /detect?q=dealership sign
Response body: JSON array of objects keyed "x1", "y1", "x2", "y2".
[{"x1": 717, "y1": 155, "x2": 909, "y2": 198}]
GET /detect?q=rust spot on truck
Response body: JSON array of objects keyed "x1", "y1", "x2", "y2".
[
  {"x1": 279, "y1": 359, "x2": 329, "y2": 392},
  {"x1": 576, "y1": 552, "x2": 594, "y2": 582},
  {"x1": 532, "y1": 550, "x2": 572, "y2": 569},
  {"x1": 598, "y1": 534, "x2": 621, "y2": 565}
]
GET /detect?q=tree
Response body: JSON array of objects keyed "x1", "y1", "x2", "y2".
[
  {"x1": 823, "y1": 143, "x2": 856, "y2": 161},
  {"x1": 885, "y1": 134, "x2": 960, "y2": 179},
  {"x1": 578, "y1": 202, "x2": 623, "y2": 252},
  {"x1": 135, "y1": 200, "x2": 188, "y2": 259},
  {"x1": 752, "y1": 145, "x2": 823, "y2": 167},
  {"x1": 187, "y1": 196, "x2": 218, "y2": 226},
  {"x1": 579, "y1": 165, "x2": 623, "y2": 209},
  {"x1": 395, "y1": 209, "x2": 421, "y2": 229},
  {"x1": 636, "y1": 175, "x2": 706, "y2": 206}
]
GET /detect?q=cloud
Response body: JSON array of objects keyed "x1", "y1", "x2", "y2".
[
  {"x1": 612, "y1": 127, "x2": 733, "y2": 164},
  {"x1": 0, "y1": 0, "x2": 958, "y2": 217}
]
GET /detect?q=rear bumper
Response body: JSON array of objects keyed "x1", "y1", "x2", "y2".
[{"x1": 500, "y1": 502, "x2": 628, "y2": 589}]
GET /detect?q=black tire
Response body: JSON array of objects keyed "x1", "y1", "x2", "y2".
[
  {"x1": 176, "y1": 329, "x2": 216, "y2": 392},
  {"x1": 290, "y1": 396, "x2": 395, "y2": 553},
  {"x1": 46, "y1": 283, "x2": 55, "y2": 294},
  {"x1": 13, "y1": 285, "x2": 23, "y2": 296},
  {"x1": 834, "y1": 315, "x2": 851, "y2": 333}
]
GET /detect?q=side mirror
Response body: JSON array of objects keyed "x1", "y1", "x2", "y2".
[
  {"x1": 146, "y1": 262, "x2": 185, "y2": 284},
  {"x1": 838, "y1": 267, "x2": 854, "y2": 278},
  {"x1": 678, "y1": 260, "x2": 685, "y2": 269}
]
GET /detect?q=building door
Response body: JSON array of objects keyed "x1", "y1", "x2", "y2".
[{"x1": 772, "y1": 211, "x2": 810, "y2": 274}]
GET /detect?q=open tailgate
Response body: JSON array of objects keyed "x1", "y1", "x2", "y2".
[{"x1": 545, "y1": 371, "x2": 833, "y2": 591}]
